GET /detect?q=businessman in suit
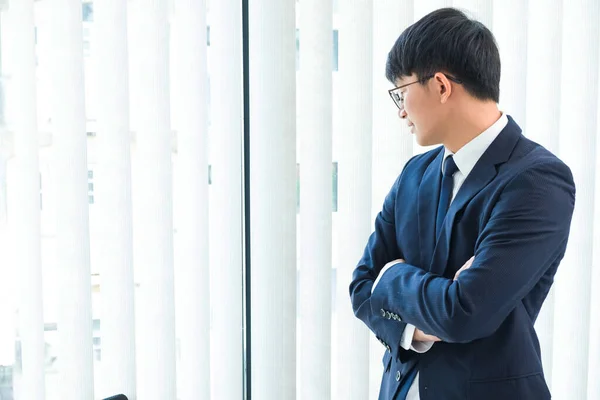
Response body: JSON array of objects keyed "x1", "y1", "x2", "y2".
[{"x1": 349, "y1": 8, "x2": 575, "y2": 400}]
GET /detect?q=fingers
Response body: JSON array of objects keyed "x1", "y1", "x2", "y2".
[
  {"x1": 413, "y1": 328, "x2": 427, "y2": 342},
  {"x1": 429, "y1": 335, "x2": 442, "y2": 342},
  {"x1": 414, "y1": 328, "x2": 441, "y2": 342},
  {"x1": 422, "y1": 332, "x2": 442, "y2": 342}
]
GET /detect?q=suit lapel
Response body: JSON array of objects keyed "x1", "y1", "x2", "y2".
[
  {"x1": 417, "y1": 149, "x2": 444, "y2": 268},
  {"x1": 428, "y1": 116, "x2": 523, "y2": 276}
]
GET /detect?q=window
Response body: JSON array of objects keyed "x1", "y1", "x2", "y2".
[{"x1": 82, "y1": 2, "x2": 94, "y2": 22}]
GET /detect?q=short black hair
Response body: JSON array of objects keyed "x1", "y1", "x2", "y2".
[{"x1": 386, "y1": 7, "x2": 500, "y2": 103}]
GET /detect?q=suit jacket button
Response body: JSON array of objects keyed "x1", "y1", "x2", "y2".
[
  {"x1": 396, "y1": 371, "x2": 401, "y2": 381},
  {"x1": 380, "y1": 309, "x2": 386, "y2": 317}
]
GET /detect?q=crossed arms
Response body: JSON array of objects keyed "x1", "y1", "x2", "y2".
[{"x1": 349, "y1": 162, "x2": 575, "y2": 354}]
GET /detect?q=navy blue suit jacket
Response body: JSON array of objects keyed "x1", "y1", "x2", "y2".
[{"x1": 350, "y1": 117, "x2": 575, "y2": 400}]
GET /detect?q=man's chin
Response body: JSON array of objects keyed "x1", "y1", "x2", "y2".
[
  {"x1": 415, "y1": 134, "x2": 440, "y2": 148},
  {"x1": 415, "y1": 135, "x2": 431, "y2": 147}
]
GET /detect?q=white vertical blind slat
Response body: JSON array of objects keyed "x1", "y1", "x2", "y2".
[
  {"x1": 524, "y1": 0, "x2": 562, "y2": 153},
  {"x1": 130, "y1": 0, "x2": 177, "y2": 398},
  {"x1": 171, "y1": 0, "x2": 210, "y2": 398},
  {"x1": 249, "y1": 0, "x2": 297, "y2": 398},
  {"x1": 297, "y1": 0, "x2": 333, "y2": 398},
  {"x1": 336, "y1": 1, "x2": 373, "y2": 399},
  {"x1": 94, "y1": 0, "x2": 137, "y2": 397},
  {"x1": 9, "y1": 0, "x2": 46, "y2": 397},
  {"x1": 50, "y1": 0, "x2": 95, "y2": 398},
  {"x1": 209, "y1": 0, "x2": 245, "y2": 398}
]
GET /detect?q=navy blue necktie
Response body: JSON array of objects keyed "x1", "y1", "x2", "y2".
[{"x1": 436, "y1": 156, "x2": 458, "y2": 238}]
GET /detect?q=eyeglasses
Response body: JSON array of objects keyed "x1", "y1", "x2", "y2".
[{"x1": 388, "y1": 74, "x2": 463, "y2": 110}]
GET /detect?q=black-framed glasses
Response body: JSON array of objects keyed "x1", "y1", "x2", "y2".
[{"x1": 388, "y1": 74, "x2": 463, "y2": 109}]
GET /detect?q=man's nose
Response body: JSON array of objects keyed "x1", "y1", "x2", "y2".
[{"x1": 398, "y1": 108, "x2": 407, "y2": 119}]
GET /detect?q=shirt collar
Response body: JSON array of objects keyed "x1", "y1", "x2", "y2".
[{"x1": 442, "y1": 113, "x2": 509, "y2": 176}]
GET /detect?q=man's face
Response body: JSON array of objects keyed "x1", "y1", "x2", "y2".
[{"x1": 394, "y1": 74, "x2": 447, "y2": 147}]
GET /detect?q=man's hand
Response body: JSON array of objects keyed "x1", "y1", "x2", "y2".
[
  {"x1": 413, "y1": 327, "x2": 441, "y2": 342},
  {"x1": 453, "y1": 256, "x2": 474, "y2": 281}
]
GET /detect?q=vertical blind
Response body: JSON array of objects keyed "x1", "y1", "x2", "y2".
[
  {"x1": 50, "y1": 2, "x2": 95, "y2": 398},
  {"x1": 7, "y1": 1, "x2": 45, "y2": 399},
  {"x1": 334, "y1": 1, "x2": 372, "y2": 399},
  {"x1": 0, "y1": 0, "x2": 599, "y2": 399},
  {"x1": 95, "y1": 0, "x2": 136, "y2": 397},
  {"x1": 297, "y1": 0, "x2": 333, "y2": 399}
]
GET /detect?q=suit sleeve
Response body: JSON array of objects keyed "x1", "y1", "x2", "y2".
[
  {"x1": 349, "y1": 156, "x2": 417, "y2": 360},
  {"x1": 370, "y1": 161, "x2": 575, "y2": 343}
]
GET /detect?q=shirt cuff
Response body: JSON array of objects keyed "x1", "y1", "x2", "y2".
[
  {"x1": 411, "y1": 339, "x2": 435, "y2": 353},
  {"x1": 400, "y1": 324, "x2": 416, "y2": 350},
  {"x1": 401, "y1": 324, "x2": 435, "y2": 353},
  {"x1": 372, "y1": 261, "x2": 400, "y2": 293}
]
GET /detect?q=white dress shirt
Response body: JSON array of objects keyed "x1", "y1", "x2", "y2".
[{"x1": 374, "y1": 113, "x2": 508, "y2": 399}]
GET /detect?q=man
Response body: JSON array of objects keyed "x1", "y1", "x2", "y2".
[{"x1": 349, "y1": 8, "x2": 575, "y2": 400}]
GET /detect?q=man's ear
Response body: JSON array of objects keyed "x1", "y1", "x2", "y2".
[{"x1": 434, "y1": 72, "x2": 453, "y2": 103}]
